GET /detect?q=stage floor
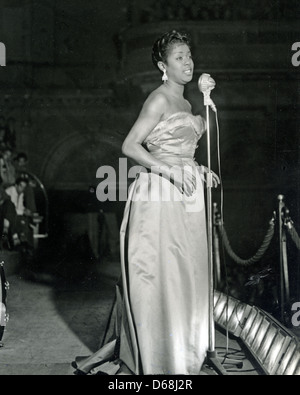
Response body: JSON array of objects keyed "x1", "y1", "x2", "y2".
[{"x1": 0, "y1": 258, "x2": 283, "y2": 376}]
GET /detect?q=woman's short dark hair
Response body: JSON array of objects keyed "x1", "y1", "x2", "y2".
[{"x1": 152, "y1": 30, "x2": 191, "y2": 72}]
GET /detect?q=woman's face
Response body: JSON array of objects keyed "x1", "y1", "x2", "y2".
[{"x1": 164, "y1": 43, "x2": 194, "y2": 84}]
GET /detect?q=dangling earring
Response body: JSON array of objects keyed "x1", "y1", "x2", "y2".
[{"x1": 162, "y1": 69, "x2": 168, "y2": 83}]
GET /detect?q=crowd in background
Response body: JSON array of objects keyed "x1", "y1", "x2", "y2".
[{"x1": 0, "y1": 116, "x2": 37, "y2": 254}]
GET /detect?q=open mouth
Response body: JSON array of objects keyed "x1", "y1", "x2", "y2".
[{"x1": 184, "y1": 69, "x2": 193, "y2": 75}]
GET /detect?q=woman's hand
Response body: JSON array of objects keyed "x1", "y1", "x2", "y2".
[
  {"x1": 201, "y1": 166, "x2": 220, "y2": 188},
  {"x1": 170, "y1": 167, "x2": 197, "y2": 197}
]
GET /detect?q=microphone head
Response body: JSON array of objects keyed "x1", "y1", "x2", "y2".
[{"x1": 198, "y1": 73, "x2": 216, "y2": 92}]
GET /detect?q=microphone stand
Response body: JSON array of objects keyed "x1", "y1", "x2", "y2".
[{"x1": 203, "y1": 90, "x2": 228, "y2": 375}]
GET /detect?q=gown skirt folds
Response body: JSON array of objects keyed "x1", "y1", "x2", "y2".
[{"x1": 74, "y1": 112, "x2": 209, "y2": 375}]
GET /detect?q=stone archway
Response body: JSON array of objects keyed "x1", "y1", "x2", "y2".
[
  {"x1": 40, "y1": 130, "x2": 124, "y2": 260},
  {"x1": 41, "y1": 130, "x2": 123, "y2": 191}
]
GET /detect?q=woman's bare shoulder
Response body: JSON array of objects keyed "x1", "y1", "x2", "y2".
[{"x1": 143, "y1": 87, "x2": 169, "y2": 114}]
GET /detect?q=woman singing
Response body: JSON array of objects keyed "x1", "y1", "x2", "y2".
[{"x1": 74, "y1": 30, "x2": 219, "y2": 376}]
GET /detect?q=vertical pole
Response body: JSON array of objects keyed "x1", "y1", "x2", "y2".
[
  {"x1": 282, "y1": 224, "x2": 290, "y2": 313},
  {"x1": 278, "y1": 194, "x2": 285, "y2": 323},
  {"x1": 297, "y1": 115, "x2": 300, "y2": 302},
  {"x1": 206, "y1": 105, "x2": 215, "y2": 353}
]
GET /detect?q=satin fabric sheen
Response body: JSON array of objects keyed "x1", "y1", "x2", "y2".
[{"x1": 75, "y1": 112, "x2": 209, "y2": 375}]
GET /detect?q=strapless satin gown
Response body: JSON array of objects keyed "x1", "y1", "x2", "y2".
[{"x1": 74, "y1": 112, "x2": 209, "y2": 375}]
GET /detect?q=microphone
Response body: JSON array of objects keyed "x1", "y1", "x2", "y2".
[{"x1": 198, "y1": 73, "x2": 217, "y2": 112}]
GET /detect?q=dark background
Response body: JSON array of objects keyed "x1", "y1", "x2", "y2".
[{"x1": 0, "y1": 0, "x2": 299, "y2": 318}]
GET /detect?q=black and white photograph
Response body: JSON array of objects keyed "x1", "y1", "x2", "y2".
[{"x1": 0, "y1": 0, "x2": 299, "y2": 380}]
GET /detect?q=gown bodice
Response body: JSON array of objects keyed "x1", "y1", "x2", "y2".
[{"x1": 144, "y1": 111, "x2": 206, "y2": 164}]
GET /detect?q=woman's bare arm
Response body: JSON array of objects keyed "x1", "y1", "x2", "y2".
[{"x1": 122, "y1": 92, "x2": 169, "y2": 170}]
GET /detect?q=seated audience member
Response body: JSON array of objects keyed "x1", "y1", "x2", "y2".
[
  {"x1": 5, "y1": 178, "x2": 28, "y2": 216},
  {"x1": 5, "y1": 178, "x2": 34, "y2": 247},
  {"x1": 2, "y1": 148, "x2": 16, "y2": 187},
  {"x1": 5, "y1": 117, "x2": 17, "y2": 151},
  {"x1": 0, "y1": 123, "x2": 7, "y2": 152},
  {"x1": 14, "y1": 152, "x2": 37, "y2": 214},
  {"x1": 0, "y1": 154, "x2": 7, "y2": 184},
  {"x1": 14, "y1": 152, "x2": 29, "y2": 175},
  {"x1": 0, "y1": 185, "x2": 20, "y2": 249}
]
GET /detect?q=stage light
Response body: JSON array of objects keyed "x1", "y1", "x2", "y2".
[
  {"x1": 274, "y1": 339, "x2": 298, "y2": 375},
  {"x1": 213, "y1": 291, "x2": 252, "y2": 336},
  {"x1": 243, "y1": 311, "x2": 263, "y2": 349},
  {"x1": 262, "y1": 329, "x2": 288, "y2": 374},
  {"x1": 251, "y1": 317, "x2": 270, "y2": 355},
  {"x1": 217, "y1": 297, "x2": 236, "y2": 329},
  {"x1": 293, "y1": 358, "x2": 300, "y2": 376},
  {"x1": 213, "y1": 291, "x2": 227, "y2": 321},
  {"x1": 214, "y1": 290, "x2": 300, "y2": 375},
  {"x1": 256, "y1": 324, "x2": 277, "y2": 365},
  {"x1": 239, "y1": 306, "x2": 259, "y2": 341},
  {"x1": 281, "y1": 347, "x2": 300, "y2": 375}
]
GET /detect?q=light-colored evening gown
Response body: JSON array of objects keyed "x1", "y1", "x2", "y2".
[{"x1": 74, "y1": 111, "x2": 209, "y2": 375}]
